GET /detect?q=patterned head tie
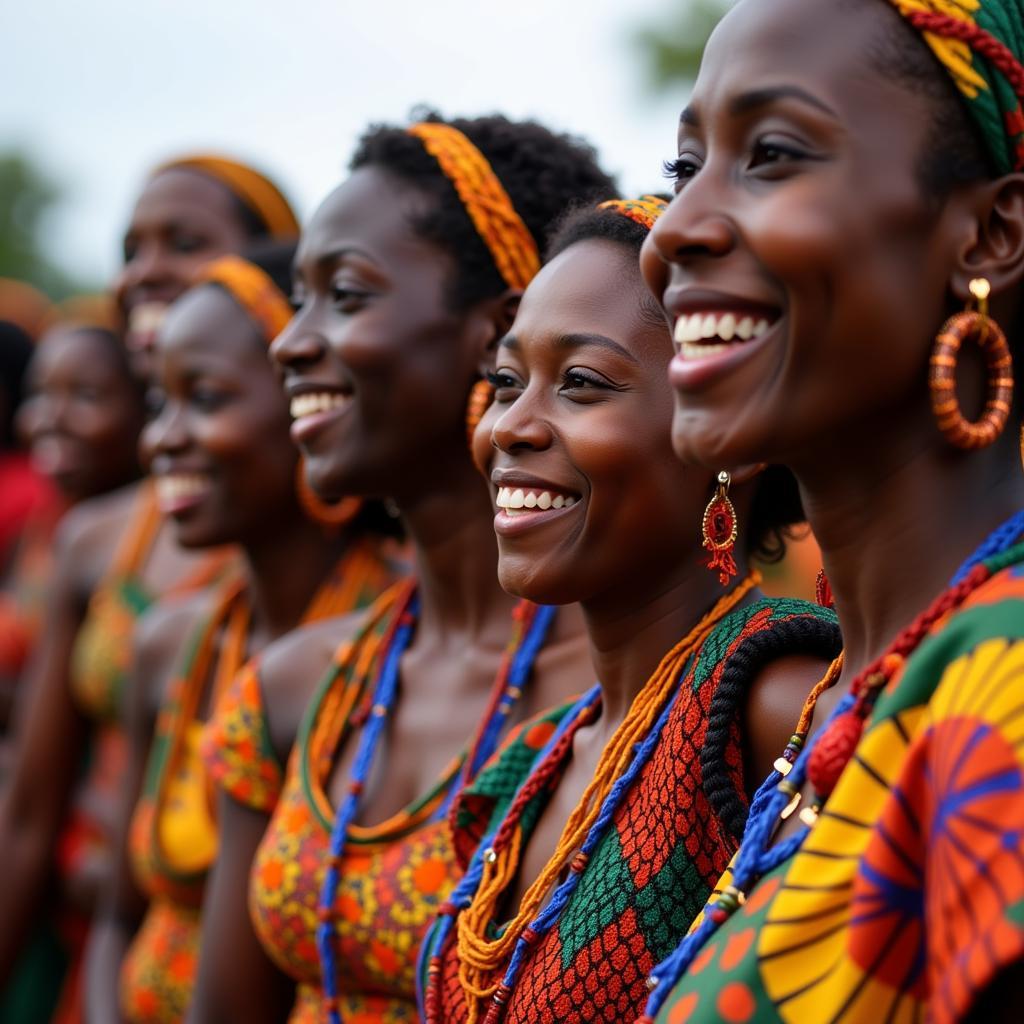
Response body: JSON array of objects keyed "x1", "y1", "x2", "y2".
[
  {"x1": 597, "y1": 195, "x2": 670, "y2": 231},
  {"x1": 406, "y1": 122, "x2": 541, "y2": 290},
  {"x1": 886, "y1": 0, "x2": 1024, "y2": 172},
  {"x1": 154, "y1": 154, "x2": 300, "y2": 239},
  {"x1": 194, "y1": 256, "x2": 293, "y2": 344}
]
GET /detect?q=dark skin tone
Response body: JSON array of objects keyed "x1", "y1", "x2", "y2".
[
  {"x1": 0, "y1": 172, "x2": 254, "y2": 988},
  {"x1": 478, "y1": 238, "x2": 824, "y2": 907},
  {"x1": 86, "y1": 285, "x2": 351, "y2": 1023},
  {"x1": 641, "y1": 0, "x2": 1024, "y2": 1012},
  {"x1": 188, "y1": 167, "x2": 593, "y2": 1023}
]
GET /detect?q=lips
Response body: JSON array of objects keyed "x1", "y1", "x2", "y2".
[
  {"x1": 154, "y1": 471, "x2": 212, "y2": 515},
  {"x1": 286, "y1": 386, "x2": 353, "y2": 445},
  {"x1": 125, "y1": 302, "x2": 169, "y2": 351}
]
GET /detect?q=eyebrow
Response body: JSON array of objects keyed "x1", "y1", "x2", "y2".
[
  {"x1": 499, "y1": 331, "x2": 639, "y2": 363},
  {"x1": 680, "y1": 84, "x2": 838, "y2": 127}
]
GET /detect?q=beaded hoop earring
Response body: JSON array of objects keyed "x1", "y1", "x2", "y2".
[
  {"x1": 296, "y1": 459, "x2": 361, "y2": 531},
  {"x1": 702, "y1": 471, "x2": 738, "y2": 586},
  {"x1": 930, "y1": 278, "x2": 1014, "y2": 450},
  {"x1": 466, "y1": 378, "x2": 495, "y2": 445}
]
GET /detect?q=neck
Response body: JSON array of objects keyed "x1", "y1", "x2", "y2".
[
  {"x1": 793, "y1": 412, "x2": 1024, "y2": 681},
  {"x1": 581, "y1": 556, "x2": 753, "y2": 731},
  {"x1": 395, "y1": 457, "x2": 517, "y2": 644},
  {"x1": 241, "y1": 515, "x2": 350, "y2": 645}
]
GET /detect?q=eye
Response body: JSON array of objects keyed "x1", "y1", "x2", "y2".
[
  {"x1": 122, "y1": 238, "x2": 138, "y2": 263},
  {"x1": 663, "y1": 153, "x2": 703, "y2": 190},
  {"x1": 560, "y1": 368, "x2": 615, "y2": 397},
  {"x1": 172, "y1": 233, "x2": 206, "y2": 255},
  {"x1": 330, "y1": 280, "x2": 372, "y2": 313},
  {"x1": 749, "y1": 137, "x2": 809, "y2": 171},
  {"x1": 189, "y1": 384, "x2": 229, "y2": 411},
  {"x1": 144, "y1": 387, "x2": 166, "y2": 419},
  {"x1": 486, "y1": 369, "x2": 524, "y2": 402}
]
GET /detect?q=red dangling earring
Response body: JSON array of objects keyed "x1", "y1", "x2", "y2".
[
  {"x1": 815, "y1": 569, "x2": 834, "y2": 608},
  {"x1": 702, "y1": 471, "x2": 738, "y2": 586}
]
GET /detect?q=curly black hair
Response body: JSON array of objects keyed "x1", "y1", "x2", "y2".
[
  {"x1": 350, "y1": 109, "x2": 617, "y2": 309},
  {"x1": 545, "y1": 198, "x2": 804, "y2": 565}
]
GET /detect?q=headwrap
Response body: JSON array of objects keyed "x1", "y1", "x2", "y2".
[
  {"x1": 598, "y1": 195, "x2": 669, "y2": 231},
  {"x1": 194, "y1": 256, "x2": 293, "y2": 343},
  {"x1": 0, "y1": 279, "x2": 56, "y2": 341},
  {"x1": 58, "y1": 295, "x2": 120, "y2": 334},
  {"x1": 887, "y1": 0, "x2": 1024, "y2": 172},
  {"x1": 154, "y1": 155, "x2": 300, "y2": 239},
  {"x1": 406, "y1": 123, "x2": 541, "y2": 290}
]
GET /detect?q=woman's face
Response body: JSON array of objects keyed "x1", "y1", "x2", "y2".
[
  {"x1": 140, "y1": 286, "x2": 299, "y2": 549},
  {"x1": 640, "y1": 0, "x2": 975, "y2": 473},
  {"x1": 271, "y1": 167, "x2": 493, "y2": 503},
  {"x1": 18, "y1": 327, "x2": 144, "y2": 502},
  {"x1": 114, "y1": 169, "x2": 251, "y2": 381},
  {"x1": 478, "y1": 238, "x2": 711, "y2": 607}
]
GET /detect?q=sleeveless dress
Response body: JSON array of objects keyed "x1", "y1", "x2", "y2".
[
  {"x1": 425, "y1": 598, "x2": 841, "y2": 1024},
  {"x1": 653, "y1": 552, "x2": 1024, "y2": 1024}
]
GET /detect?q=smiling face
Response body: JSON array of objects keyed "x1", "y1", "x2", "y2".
[
  {"x1": 640, "y1": 0, "x2": 978, "y2": 473},
  {"x1": 114, "y1": 169, "x2": 252, "y2": 381},
  {"x1": 19, "y1": 326, "x2": 144, "y2": 501},
  {"x1": 477, "y1": 238, "x2": 712, "y2": 607},
  {"x1": 140, "y1": 285, "x2": 299, "y2": 548},
  {"x1": 271, "y1": 167, "x2": 493, "y2": 503}
]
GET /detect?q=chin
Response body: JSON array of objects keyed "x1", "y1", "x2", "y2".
[{"x1": 497, "y1": 557, "x2": 581, "y2": 608}]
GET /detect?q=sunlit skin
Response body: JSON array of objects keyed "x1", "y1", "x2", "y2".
[
  {"x1": 85, "y1": 283, "x2": 352, "y2": 1022},
  {"x1": 642, "y1": 0, "x2": 1024, "y2": 835},
  {"x1": 187, "y1": 166, "x2": 593, "y2": 1023},
  {"x1": 18, "y1": 326, "x2": 143, "y2": 502},
  {"x1": 473, "y1": 237, "x2": 825, "y2": 907}
]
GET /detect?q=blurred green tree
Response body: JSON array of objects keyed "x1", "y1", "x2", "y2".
[
  {"x1": 0, "y1": 151, "x2": 82, "y2": 300},
  {"x1": 633, "y1": 0, "x2": 730, "y2": 90}
]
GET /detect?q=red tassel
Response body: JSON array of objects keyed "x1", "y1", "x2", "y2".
[
  {"x1": 807, "y1": 709, "x2": 864, "y2": 799},
  {"x1": 702, "y1": 472, "x2": 738, "y2": 586},
  {"x1": 815, "y1": 569, "x2": 834, "y2": 608}
]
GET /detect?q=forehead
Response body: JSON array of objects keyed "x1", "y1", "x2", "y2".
[
  {"x1": 126, "y1": 168, "x2": 240, "y2": 233},
  {"x1": 33, "y1": 326, "x2": 121, "y2": 374},
  {"x1": 157, "y1": 286, "x2": 265, "y2": 367}
]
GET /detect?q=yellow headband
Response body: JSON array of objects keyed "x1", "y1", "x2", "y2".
[
  {"x1": 194, "y1": 256, "x2": 293, "y2": 344},
  {"x1": 407, "y1": 122, "x2": 541, "y2": 290},
  {"x1": 155, "y1": 155, "x2": 300, "y2": 240},
  {"x1": 598, "y1": 195, "x2": 669, "y2": 231}
]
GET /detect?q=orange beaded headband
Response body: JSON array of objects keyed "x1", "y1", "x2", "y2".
[
  {"x1": 598, "y1": 195, "x2": 669, "y2": 231},
  {"x1": 194, "y1": 255, "x2": 293, "y2": 344},
  {"x1": 407, "y1": 122, "x2": 541, "y2": 291}
]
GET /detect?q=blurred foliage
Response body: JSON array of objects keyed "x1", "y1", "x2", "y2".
[
  {"x1": 633, "y1": 0, "x2": 731, "y2": 91},
  {"x1": 0, "y1": 150, "x2": 85, "y2": 300}
]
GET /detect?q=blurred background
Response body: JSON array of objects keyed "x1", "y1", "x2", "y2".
[{"x1": 1, "y1": 0, "x2": 727, "y2": 298}]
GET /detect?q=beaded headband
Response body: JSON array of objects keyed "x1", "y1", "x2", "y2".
[
  {"x1": 155, "y1": 155, "x2": 300, "y2": 239},
  {"x1": 407, "y1": 122, "x2": 541, "y2": 290},
  {"x1": 886, "y1": 0, "x2": 1024, "y2": 172},
  {"x1": 194, "y1": 255, "x2": 293, "y2": 344},
  {"x1": 597, "y1": 195, "x2": 669, "y2": 231}
]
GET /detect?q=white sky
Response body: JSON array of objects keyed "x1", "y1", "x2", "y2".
[{"x1": 2, "y1": 0, "x2": 688, "y2": 288}]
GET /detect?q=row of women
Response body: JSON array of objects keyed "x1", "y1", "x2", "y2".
[{"x1": 1, "y1": 0, "x2": 1023, "y2": 1020}]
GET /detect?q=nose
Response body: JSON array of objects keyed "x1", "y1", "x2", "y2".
[
  {"x1": 491, "y1": 386, "x2": 553, "y2": 455},
  {"x1": 140, "y1": 399, "x2": 189, "y2": 465},
  {"x1": 270, "y1": 315, "x2": 327, "y2": 371}
]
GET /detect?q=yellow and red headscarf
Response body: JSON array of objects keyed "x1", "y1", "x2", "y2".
[
  {"x1": 598, "y1": 195, "x2": 669, "y2": 231},
  {"x1": 193, "y1": 255, "x2": 292, "y2": 344}
]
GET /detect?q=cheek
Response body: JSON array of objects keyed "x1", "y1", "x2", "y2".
[{"x1": 471, "y1": 402, "x2": 500, "y2": 478}]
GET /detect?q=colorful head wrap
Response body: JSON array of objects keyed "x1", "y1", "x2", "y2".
[
  {"x1": 598, "y1": 195, "x2": 669, "y2": 231},
  {"x1": 194, "y1": 256, "x2": 293, "y2": 344},
  {"x1": 154, "y1": 155, "x2": 300, "y2": 239},
  {"x1": 406, "y1": 123, "x2": 541, "y2": 290},
  {"x1": 58, "y1": 295, "x2": 120, "y2": 334},
  {"x1": 0, "y1": 279, "x2": 56, "y2": 341},
  {"x1": 887, "y1": 0, "x2": 1024, "y2": 172}
]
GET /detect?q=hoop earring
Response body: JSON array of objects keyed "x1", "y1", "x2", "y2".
[
  {"x1": 296, "y1": 459, "x2": 361, "y2": 531},
  {"x1": 702, "y1": 471, "x2": 739, "y2": 586},
  {"x1": 466, "y1": 379, "x2": 494, "y2": 445},
  {"x1": 930, "y1": 278, "x2": 1013, "y2": 450}
]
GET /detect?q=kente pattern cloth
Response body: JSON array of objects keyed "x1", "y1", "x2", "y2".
[
  {"x1": 654, "y1": 554, "x2": 1024, "y2": 1024},
  {"x1": 888, "y1": 0, "x2": 1024, "y2": 171},
  {"x1": 428, "y1": 598, "x2": 840, "y2": 1024}
]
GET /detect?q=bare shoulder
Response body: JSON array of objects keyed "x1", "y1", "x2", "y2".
[{"x1": 257, "y1": 610, "x2": 365, "y2": 762}]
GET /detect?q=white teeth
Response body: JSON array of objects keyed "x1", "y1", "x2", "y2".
[
  {"x1": 128, "y1": 302, "x2": 168, "y2": 334},
  {"x1": 155, "y1": 473, "x2": 209, "y2": 502},
  {"x1": 495, "y1": 487, "x2": 577, "y2": 513},
  {"x1": 674, "y1": 311, "x2": 776, "y2": 347},
  {"x1": 681, "y1": 342, "x2": 731, "y2": 359},
  {"x1": 290, "y1": 392, "x2": 348, "y2": 419}
]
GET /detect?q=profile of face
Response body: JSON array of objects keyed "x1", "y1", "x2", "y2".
[
  {"x1": 272, "y1": 167, "x2": 495, "y2": 503},
  {"x1": 640, "y1": 0, "x2": 988, "y2": 472},
  {"x1": 476, "y1": 238, "x2": 712, "y2": 607},
  {"x1": 140, "y1": 286, "x2": 299, "y2": 549},
  {"x1": 17, "y1": 326, "x2": 144, "y2": 502},
  {"x1": 114, "y1": 169, "x2": 252, "y2": 381}
]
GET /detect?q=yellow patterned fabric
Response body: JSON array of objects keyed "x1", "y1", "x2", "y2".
[
  {"x1": 194, "y1": 256, "x2": 293, "y2": 343},
  {"x1": 598, "y1": 195, "x2": 669, "y2": 230}
]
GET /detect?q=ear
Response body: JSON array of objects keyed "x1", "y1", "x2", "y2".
[
  {"x1": 468, "y1": 288, "x2": 523, "y2": 376},
  {"x1": 729, "y1": 462, "x2": 768, "y2": 486},
  {"x1": 951, "y1": 172, "x2": 1024, "y2": 310}
]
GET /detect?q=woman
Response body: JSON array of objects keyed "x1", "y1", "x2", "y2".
[
  {"x1": 86, "y1": 253, "x2": 398, "y2": 1023},
  {"x1": 191, "y1": 113, "x2": 615, "y2": 1023},
  {"x1": 0, "y1": 155, "x2": 299, "y2": 992},
  {"x1": 639, "y1": 0, "x2": 1024, "y2": 1019},
  {"x1": 420, "y1": 198, "x2": 840, "y2": 1024}
]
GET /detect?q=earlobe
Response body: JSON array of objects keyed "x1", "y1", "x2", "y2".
[{"x1": 952, "y1": 173, "x2": 1024, "y2": 303}]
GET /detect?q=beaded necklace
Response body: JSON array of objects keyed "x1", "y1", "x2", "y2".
[
  {"x1": 315, "y1": 585, "x2": 558, "y2": 1024},
  {"x1": 639, "y1": 509, "x2": 1024, "y2": 1022},
  {"x1": 426, "y1": 573, "x2": 759, "y2": 1024}
]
